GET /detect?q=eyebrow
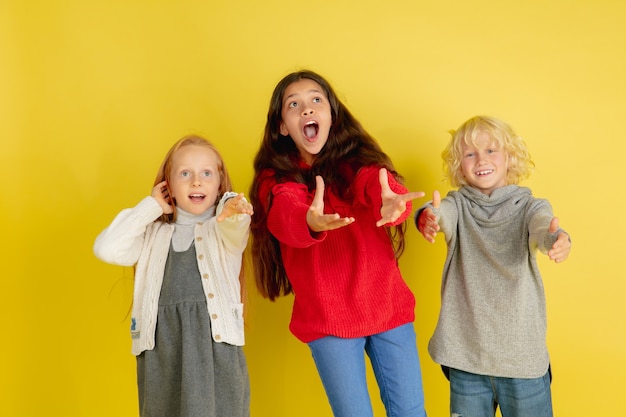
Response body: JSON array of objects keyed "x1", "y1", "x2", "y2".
[{"x1": 284, "y1": 89, "x2": 323, "y2": 101}]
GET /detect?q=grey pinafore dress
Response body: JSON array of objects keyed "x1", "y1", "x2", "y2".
[{"x1": 136, "y1": 243, "x2": 250, "y2": 417}]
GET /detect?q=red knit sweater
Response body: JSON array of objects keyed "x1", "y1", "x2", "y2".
[{"x1": 259, "y1": 164, "x2": 416, "y2": 343}]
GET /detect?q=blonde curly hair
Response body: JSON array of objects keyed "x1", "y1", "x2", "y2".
[{"x1": 442, "y1": 115, "x2": 534, "y2": 188}]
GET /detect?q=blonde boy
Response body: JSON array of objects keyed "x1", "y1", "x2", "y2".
[{"x1": 416, "y1": 115, "x2": 571, "y2": 417}]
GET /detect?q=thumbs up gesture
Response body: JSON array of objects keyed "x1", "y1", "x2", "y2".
[
  {"x1": 417, "y1": 191, "x2": 441, "y2": 243},
  {"x1": 547, "y1": 217, "x2": 572, "y2": 263}
]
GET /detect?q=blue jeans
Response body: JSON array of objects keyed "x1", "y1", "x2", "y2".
[
  {"x1": 307, "y1": 323, "x2": 427, "y2": 417},
  {"x1": 449, "y1": 368, "x2": 553, "y2": 417}
]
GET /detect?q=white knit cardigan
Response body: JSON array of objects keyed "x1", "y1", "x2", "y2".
[{"x1": 94, "y1": 192, "x2": 250, "y2": 355}]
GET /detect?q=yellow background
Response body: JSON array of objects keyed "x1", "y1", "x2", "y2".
[{"x1": 2, "y1": 1, "x2": 624, "y2": 416}]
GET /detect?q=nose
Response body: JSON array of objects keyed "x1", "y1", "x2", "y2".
[
  {"x1": 477, "y1": 151, "x2": 489, "y2": 164},
  {"x1": 301, "y1": 106, "x2": 314, "y2": 116}
]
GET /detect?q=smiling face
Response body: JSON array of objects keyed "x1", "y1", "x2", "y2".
[
  {"x1": 279, "y1": 78, "x2": 332, "y2": 165},
  {"x1": 460, "y1": 130, "x2": 509, "y2": 196},
  {"x1": 168, "y1": 144, "x2": 221, "y2": 215}
]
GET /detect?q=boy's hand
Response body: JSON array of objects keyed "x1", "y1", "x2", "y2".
[
  {"x1": 376, "y1": 168, "x2": 426, "y2": 227},
  {"x1": 417, "y1": 190, "x2": 441, "y2": 243},
  {"x1": 307, "y1": 176, "x2": 355, "y2": 232},
  {"x1": 152, "y1": 181, "x2": 174, "y2": 214},
  {"x1": 217, "y1": 193, "x2": 254, "y2": 222},
  {"x1": 547, "y1": 217, "x2": 571, "y2": 263}
]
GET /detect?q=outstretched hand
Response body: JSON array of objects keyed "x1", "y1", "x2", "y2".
[
  {"x1": 376, "y1": 168, "x2": 426, "y2": 227},
  {"x1": 217, "y1": 193, "x2": 254, "y2": 222},
  {"x1": 307, "y1": 176, "x2": 355, "y2": 232},
  {"x1": 417, "y1": 190, "x2": 441, "y2": 243},
  {"x1": 152, "y1": 181, "x2": 174, "y2": 214},
  {"x1": 547, "y1": 217, "x2": 571, "y2": 263}
]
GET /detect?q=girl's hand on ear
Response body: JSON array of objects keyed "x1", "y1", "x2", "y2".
[
  {"x1": 547, "y1": 217, "x2": 571, "y2": 263},
  {"x1": 217, "y1": 193, "x2": 254, "y2": 222},
  {"x1": 307, "y1": 176, "x2": 355, "y2": 232},
  {"x1": 417, "y1": 191, "x2": 441, "y2": 243},
  {"x1": 376, "y1": 168, "x2": 426, "y2": 227},
  {"x1": 152, "y1": 181, "x2": 174, "y2": 214}
]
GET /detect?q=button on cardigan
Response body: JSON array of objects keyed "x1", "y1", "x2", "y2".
[{"x1": 94, "y1": 192, "x2": 250, "y2": 355}]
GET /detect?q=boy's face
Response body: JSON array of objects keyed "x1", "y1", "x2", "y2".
[
  {"x1": 168, "y1": 144, "x2": 221, "y2": 215},
  {"x1": 460, "y1": 131, "x2": 508, "y2": 196},
  {"x1": 279, "y1": 78, "x2": 332, "y2": 165}
]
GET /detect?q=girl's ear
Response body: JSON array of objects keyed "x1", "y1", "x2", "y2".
[{"x1": 279, "y1": 121, "x2": 289, "y2": 136}]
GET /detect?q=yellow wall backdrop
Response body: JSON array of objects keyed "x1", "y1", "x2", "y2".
[{"x1": 2, "y1": 1, "x2": 624, "y2": 416}]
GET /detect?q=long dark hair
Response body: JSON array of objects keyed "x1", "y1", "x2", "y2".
[{"x1": 249, "y1": 70, "x2": 407, "y2": 300}]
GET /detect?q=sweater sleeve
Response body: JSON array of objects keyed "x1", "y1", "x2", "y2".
[
  {"x1": 414, "y1": 191, "x2": 459, "y2": 240},
  {"x1": 527, "y1": 199, "x2": 561, "y2": 255},
  {"x1": 93, "y1": 196, "x2": 164, "y2": 266},
  {"x1": 266, "y1": 182, "x2": 326, "y2": 248},
  {"x1": 434, "y1": 193, "x2": 460, "y2": 241}
]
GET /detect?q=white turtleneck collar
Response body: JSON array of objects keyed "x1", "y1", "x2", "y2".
[{"x1": 171, "y1": 206, "x2": 215, "y2": 252}]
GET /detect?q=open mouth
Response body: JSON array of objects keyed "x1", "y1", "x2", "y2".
[
  {"x1": 303, "y1": 121, "x2": 319, "y2": 139},
  {"x1": 189, "y1": 193, "x2": 206, "y2": 203},
  {"x1": 475, "y1": 169, "x2": 493, "y2": 176}
]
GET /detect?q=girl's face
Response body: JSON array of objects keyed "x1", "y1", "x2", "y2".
[
  {"x1": 168, "y1": 144, "x2": 221, "y2": 215},
  {"x1": 279, "y1": 78, "x2": 332, "y2": 165},
  {"x1": 460, "y1": 131, "x2": 509, "y2": 196}
]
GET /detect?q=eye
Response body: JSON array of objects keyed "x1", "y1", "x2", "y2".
[
  {"x1": 312, "y1": 97, "x2": 322, "y2": 103},
  {"x1": 202, "y1": 170, "x2": 212, "y2": 177},
  {"x1": 181, "y1": 170, "x2": 190, "y2": 177},
  {"x1": 288, "y1": 101, "x2": 298, "y2": 108},
  {"x1": 464, "y1": 152, "x2": 474, "y2": 158}
]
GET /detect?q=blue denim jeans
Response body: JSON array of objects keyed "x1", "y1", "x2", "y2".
[
  {"x1": 448, "y1": 367, "x2": 553, "y2": 417},
  {"x1": 307, "y1": 323, "x2": 427, "y2": 417}
]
